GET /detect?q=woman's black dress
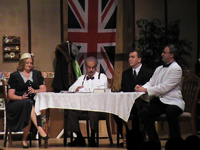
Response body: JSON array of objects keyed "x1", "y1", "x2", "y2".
[{"x1": 7, "y1": 70, "x2": 44, "y2": 132}]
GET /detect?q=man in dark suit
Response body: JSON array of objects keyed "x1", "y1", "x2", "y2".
[{"x1": 114, "y1": 49, "x2": 153, "y2": 147}]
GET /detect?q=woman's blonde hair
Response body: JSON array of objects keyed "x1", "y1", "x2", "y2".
[{"x1": 17, "y1": 58, "x2": 34, "y2": 71}]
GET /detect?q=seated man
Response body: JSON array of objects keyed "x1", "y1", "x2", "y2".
[
  {"x1": 67, "y1": 56, "x2": 108, "y2": 147},
  {"x1": 114, "y1": 49, "x2": 152, "y2": 147},
  {"x1": 135, "y1": 44, "x2": 185, "y2": 149}
]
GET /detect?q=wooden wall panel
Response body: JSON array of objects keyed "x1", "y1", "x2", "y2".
[
  {"x1": 30, "y1": 0, "x2": 61, "y2": 72},
  {"x1": 0, "y1": 1, "x2": 28, "y2": 71},
  {"x1": 168, "y1": 0, "x2": 197, "y2": 71}
]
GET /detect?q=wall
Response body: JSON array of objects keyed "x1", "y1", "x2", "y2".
[
  {"x1": 135, "y1": 0, "x2": 165, "y2": 36},
  {"x1": 0, "y1": 0, "x2": 28, "y2": 71},
  {"x1": 0, "y1": 0, "x2": 60, "y2": 72},
  {"x1": 168, "y1": 0, "x2": 197, "y2": 70},
  {"x1": 134, "y1": 0, "x2": 197, "y2": 71},
  {"x1": 31, "y1": 0, "x2": 60, "y2": 71}
]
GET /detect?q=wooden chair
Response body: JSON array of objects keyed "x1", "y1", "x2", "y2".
[
  {"x1": 64, "y1": 112, "x2": 113, "y2": 146},
  {"x1": 63, "y1": 77, "x2": 114, "y2": 146},
  {"x1": 2, "y1": 79, "x2": 40, "y2": 147},
  {"x1": 2, "y1": 79, "x2": 11, "y2": 147},
  {"x1": 156, "y1": 73, "x2": 200, "y2": 136},
  {"x1": 2, "y1": 79, "x2": 26, "y2": 147},
  {"x1": 107, "y1": 77, "x2": 114, "y2": 89}
]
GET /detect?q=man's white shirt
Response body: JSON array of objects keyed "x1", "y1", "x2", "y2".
[
  {"x1": 68, "y1": 72, "x2": 108, "y2": 92},
  {"x1": 132, "y1": 64, "x2": 142, "y2": 75}
]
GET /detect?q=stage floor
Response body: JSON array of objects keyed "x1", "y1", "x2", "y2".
[
  {"x1": 0, "y1": 135, "x2": 124, "y2": 150},
  {"x1": 1, "y1": 134, "x2": 195, "y2": 150}
]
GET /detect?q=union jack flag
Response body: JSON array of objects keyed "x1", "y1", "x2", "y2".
[{"x1": 68, "y1": 0, "x2": 118, "y2": 78}]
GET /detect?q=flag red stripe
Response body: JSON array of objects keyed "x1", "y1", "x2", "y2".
[
  {"x1": 78, "y1": 53, "x2": 84, "y2": 65},
  {"x1": 100, "y1": 48, "x2": 114, "y2": 75},
  {"x1": 102, "y1": 0, "x2": 115, "y2": 22},
  {"x1": 68, "y1": 32, "x2": 116, "y2": 43}
]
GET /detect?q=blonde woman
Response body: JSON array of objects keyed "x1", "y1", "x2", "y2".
[{"x1": 7, "y1": 53, "x2": 49, "y2": 148}]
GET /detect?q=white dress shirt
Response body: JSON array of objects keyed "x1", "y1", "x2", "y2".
[
  {"x1": 143, "y1": 61, "x2": 185, "y2": 111},
  {"x1": 68, "y1": 71, "x2": 108, "y2": 92},
  {"x1": 132, "y1": 64, "x2": 142, "y2": 75}
]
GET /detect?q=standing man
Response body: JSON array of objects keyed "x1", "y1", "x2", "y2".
[
  {"x1": 135, "y1": 44, "x2": 185, "y2": 149},
  {"x1": 114, "y1": 49, "x2": 153, "y2": 147},
  {"x1": 67, "y1": 56, "x2": 108, "y2": 147}
]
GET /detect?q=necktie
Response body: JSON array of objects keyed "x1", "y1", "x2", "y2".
[
  {"x1": 86, "y1": 76, "x2": 94, "y2": 80},
  {"x1": 133, "y1": 70, "x2": 137, "y2": 76},
  {"x1": 163, "y1": 63, "x2": 172, "y2": 67},
  {"x1": 133, "y1": 70, "x2": 137, "y2": 80}
]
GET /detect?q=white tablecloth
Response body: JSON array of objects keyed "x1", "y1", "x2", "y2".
[{"x1": 34, "y1": 92, "x2": 144, "y2": 122}]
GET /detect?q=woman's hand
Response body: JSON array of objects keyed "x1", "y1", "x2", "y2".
[
  {"x1": 22, "y1": 93, "x2": 29, "y2": 99},
  {"x1": 28, "y1": 86, "x2": 35, "y2": 94}
]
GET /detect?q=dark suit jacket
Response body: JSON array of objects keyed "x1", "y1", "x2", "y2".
[
  {"x1": 114, "y1": 65, "x2": 153, "y2": 135},
  {"x1": 120, "y1": 65, "x2": 153, "y2": 92}
]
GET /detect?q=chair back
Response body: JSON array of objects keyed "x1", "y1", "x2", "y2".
[
  {"x1": 181, "y1": 73, "x2": 200, "y2": 114},
  {"x1": 107, "y1": 77, "x2": 114, "y2": 88},
  {"x1": 2, "y1": 79, "x2": 9, "y2": 112}
]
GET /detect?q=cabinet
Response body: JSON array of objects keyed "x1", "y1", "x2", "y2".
[{"x1": 3, "y1": 35, "x2": 20, "y2": 61}]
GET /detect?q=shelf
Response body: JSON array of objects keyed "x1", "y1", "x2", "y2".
[
  {"x1": 3, "y1": 42, "x2": 20, "y2": 45},
  {"x1": 3, "y1": 36, "x2": 20, "y2": 43},
  {"x1": 3, "y1": 53, "x2": 20, "y2": 61},
  {"x1": 3, "y1": 50, "x2": 20, "y2": 53},
  {"x1": 3, "y1": 46, "x2": 20, "y2": 51},
  {"x1": 4, "y1": 58, "x2": 20, "y2": 61},
  {"x1": 3, "y1": 36, "x2": 20, "y2": 62}
]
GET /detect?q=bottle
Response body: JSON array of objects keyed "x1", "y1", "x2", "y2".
[{"x1": 27, "y1": 80, "x2": 34, "y2": 99}]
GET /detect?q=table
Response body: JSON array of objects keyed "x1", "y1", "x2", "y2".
[
  {"x1": 34, "y1": 92, "x2": 144, "y2": 147},
  {"x1": 35, "y1": 92, "x2": 144, "y2": 121}
]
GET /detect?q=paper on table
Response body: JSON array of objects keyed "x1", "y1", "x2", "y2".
[
  {"x1": 60, "y1": 91, "x2": 75, "y2": 93},
  {"x1": 77, "y1": 87, "x2": 91, "y2": 93}
]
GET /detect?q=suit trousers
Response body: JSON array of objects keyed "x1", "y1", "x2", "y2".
[
  {"x1": 139, "y1": 97, "x2": 183, "y2": 142},
  {"x1": 113, "y1": 98, "x2": 148, "y2": 136},
  {"x1": 67, "y1": 110, "x2": 106, "y2": 132}
]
